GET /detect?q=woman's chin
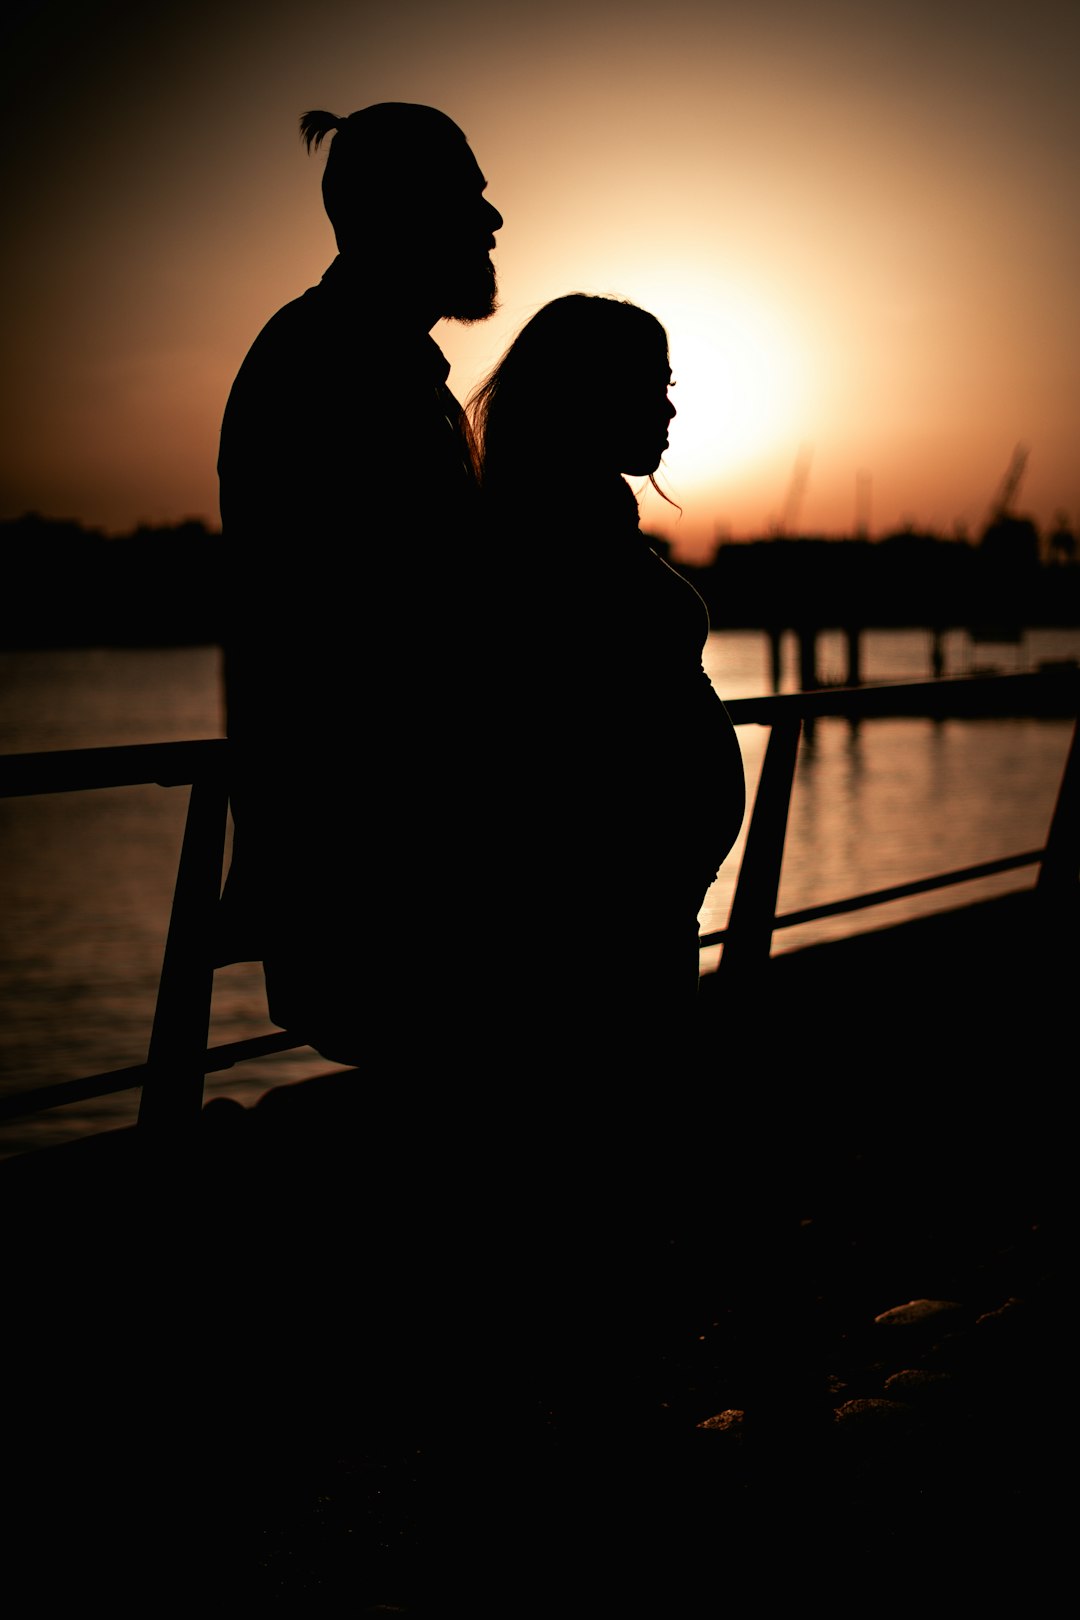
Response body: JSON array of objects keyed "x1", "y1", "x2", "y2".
[{"x1": 623, "y1": 461, "x2": 662, "y2": 477}]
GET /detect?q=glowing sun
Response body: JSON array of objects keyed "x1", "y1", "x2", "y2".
[{"x1": 637, "y1": 273, "x2": 809, "y2": 492}]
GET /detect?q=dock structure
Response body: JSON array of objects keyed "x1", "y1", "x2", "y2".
[{"x1": 767, "y1": 619, "x2": 1031, "y2": 692}]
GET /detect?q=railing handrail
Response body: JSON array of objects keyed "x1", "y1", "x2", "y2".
[
  {"x1": 1, "y1": 668, "x2": 1077, "y2": 1132},
  {"x1": 0, "y1": 737, "x2": 229, "y2": 798},
  {"x1": 723, "y1": 666, "x2": 1080, "y2": 725},
  {"x1": 0, "y1": 669, "x2": 1075, "y2": 798}
]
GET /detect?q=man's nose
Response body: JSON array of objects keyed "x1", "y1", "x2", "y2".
[{"x1": 484, "y1": 197, "x2": 503, "y2": 233}]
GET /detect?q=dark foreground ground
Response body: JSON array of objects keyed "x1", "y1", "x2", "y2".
[{"x1": 1, "y1": 890, "x2": 1071, "y2": 1611}]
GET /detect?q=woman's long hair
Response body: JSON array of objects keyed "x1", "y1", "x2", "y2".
[{"x1": 467, "y1": 293, "x2": 678, "y2": 509}]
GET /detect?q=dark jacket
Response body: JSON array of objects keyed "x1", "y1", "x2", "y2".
[{"x1": 217, "y1": 257, "x2": 485, "y2": 1049}]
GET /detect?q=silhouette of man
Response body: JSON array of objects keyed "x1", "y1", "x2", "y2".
[{"x1": 217, "y1": 103, "x2": 503, "y2": 1067}]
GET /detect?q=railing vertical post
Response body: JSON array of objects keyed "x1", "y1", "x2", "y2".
[
  {"x1": 719, "y1": 718, "x2": 802, "y2": 977},
  {"x1": 137, "y1": 771, "x2": 230, "y2": 1131},
  {"x1": 1036, "y1": 713, "x2": 1080, "y2": 900}
]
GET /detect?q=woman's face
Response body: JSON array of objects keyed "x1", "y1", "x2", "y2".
[{"x1": 596, "y1": 343, "x2": 676, "y2": 476}]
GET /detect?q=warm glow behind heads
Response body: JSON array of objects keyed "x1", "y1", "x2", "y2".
[{"x1": 628, "y1": 270, "x2": 810, "y2": 497}]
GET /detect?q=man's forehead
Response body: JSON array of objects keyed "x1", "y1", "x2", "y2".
[{"x1": 406, "y1": 138, "x2": 486, "y2": 190}]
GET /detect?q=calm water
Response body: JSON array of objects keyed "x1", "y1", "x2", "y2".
[{"x1": 1, "y1": 629, "x2": 1077, "y2": 1159}]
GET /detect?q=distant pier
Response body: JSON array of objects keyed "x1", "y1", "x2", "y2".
[{"x1": 763, "y1": 621, "x2": 1046, "y2": 693}]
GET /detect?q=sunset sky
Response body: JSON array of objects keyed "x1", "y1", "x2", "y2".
[{"x1": 2, "y1": 0, "x2": 1077, "y2": 561}]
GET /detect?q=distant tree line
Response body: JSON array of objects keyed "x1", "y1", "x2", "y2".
[
  {"x1": 1, "y1": 509, "x2": 1078, "y2": 650},
  {"x1": 1, "y1": 514, "x2": 225, "y2": 649}
]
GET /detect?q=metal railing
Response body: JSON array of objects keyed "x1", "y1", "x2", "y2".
[
  {"x1": 710, "y1": 668, "x2": 1080, "y2": 973},
  {"x1": 0, "y1": 738, "x2": 306, "y2": 1133},
  {"x1": 1, "y1": 668, "x2": 1077, "y2": 1132}
]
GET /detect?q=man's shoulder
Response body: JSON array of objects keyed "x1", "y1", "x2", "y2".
[
  {"x1": 224, "y1": 286, "x2": 372, "y2": 424},
  {"x1": 240, "y1": 281, "x2": 338, "y2": 359},
  {"x1": 231, "y1": 275, "x2": 420, "y2": 386}
]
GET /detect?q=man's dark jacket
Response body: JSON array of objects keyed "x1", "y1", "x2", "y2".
[{"x1": 217, "y1": 256, "x2": 486, "y2": 1056}]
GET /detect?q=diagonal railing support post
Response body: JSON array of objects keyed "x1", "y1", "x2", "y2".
[
  {"x1": 1037, "y1": 713, "x2": 1080, "y2": 898},
  {"x1": 137, "y1": 769, "x2": 230, "y2": 1132},
  {"x1": 719, "y1": 717, "x2": 802, "y2": 978}
]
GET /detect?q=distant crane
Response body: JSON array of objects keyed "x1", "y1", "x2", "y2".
[
  {"x1": 986, "y1": 442, "x2": 1029, "y2": 527},
  {"x1": 772, "y1": 442, "x2": 813, "y2": 537},
  {"x1": 975, "y1": 442, "x2": 1036, "y2": 643}
]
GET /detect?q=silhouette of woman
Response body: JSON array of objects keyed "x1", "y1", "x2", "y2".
[{"x1": 468, "y1": 293, "x2": 746, "y2": 1064}]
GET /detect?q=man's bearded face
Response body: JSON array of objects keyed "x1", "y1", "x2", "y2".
[{"x1": 440, "y1": 243, "x2": 499, "y2": 324}]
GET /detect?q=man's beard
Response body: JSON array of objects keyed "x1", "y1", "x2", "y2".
[{"x1": 443, "y1": 255, "x2": 498, "y2": 324}]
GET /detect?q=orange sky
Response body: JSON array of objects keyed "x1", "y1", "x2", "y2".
[{"x1": 1, "y1": 0, "x2": 1077, "y2": 561}]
